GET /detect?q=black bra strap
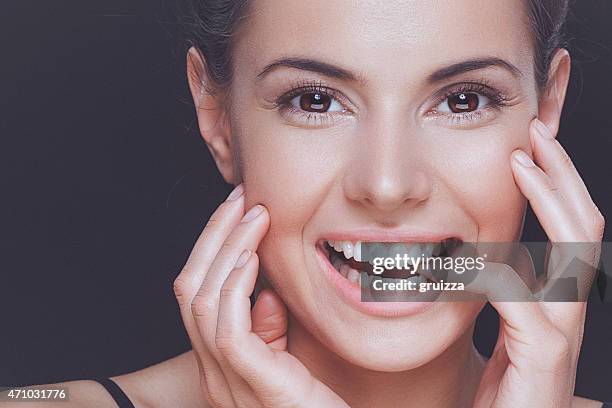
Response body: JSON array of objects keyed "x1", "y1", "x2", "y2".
[{"x1": 92, "y1": 378, "x2": 135, "y2": 408}]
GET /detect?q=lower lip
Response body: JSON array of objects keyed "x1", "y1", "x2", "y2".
[{"x1": 315, "y1": 244, "x2": 436, "y2": 318}]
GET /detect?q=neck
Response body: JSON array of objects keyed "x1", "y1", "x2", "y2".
[{"x1": 287, "y1": 315, "x2": 485, "y2": 408}]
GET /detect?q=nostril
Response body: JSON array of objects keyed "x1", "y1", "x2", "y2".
[{"x1": 343, "y1": 168, "x2": 432, "y2": 213}]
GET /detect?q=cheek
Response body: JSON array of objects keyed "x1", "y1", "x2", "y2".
[
  {"x1": 231, "y1": 98, "x2": 348, "y2": 230},
  {"x1": 235, "y1": 125, "x2": 331, "y2": 229},
  {"x1": 430, "y1": 124, "x2": 530, "y2": 240},
  {"x1": 230, "y1": 109, "x2": 340, "y2": 284}
]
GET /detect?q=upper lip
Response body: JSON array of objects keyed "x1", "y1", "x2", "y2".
[{"x1": 317, "y1": 228, "x2": 464, "y2": 243}]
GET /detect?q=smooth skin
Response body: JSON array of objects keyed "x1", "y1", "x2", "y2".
[
  {"x1": 160, "y1": 122, "x2": 604, "y2": 408},
  {"x1": 1, "y1": 0, "x2": 605, "y2": 407},
  {"x1": 2, "y1": 122, "x2": 603, "y2": 408}
]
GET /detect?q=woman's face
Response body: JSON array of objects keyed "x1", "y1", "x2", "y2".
[{"x1": 225, "y1": 0, "x2": 540, "y2": 370}]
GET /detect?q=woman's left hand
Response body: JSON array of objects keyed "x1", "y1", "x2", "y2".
[{"x1": 469, "y1": 119, "x2": 605, "y2": 408}]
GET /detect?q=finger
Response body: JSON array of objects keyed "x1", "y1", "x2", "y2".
[
  {"x1": 216, "y1": 254, "x2": 348, "y2": 407},
  {"x1": 539, "y1": 242, "x2": 599, "y2": 303},
  {"x1": 511, "y1": 149, "x2": 588, "y2": 242},
  {"x1": 520, "y1": 122, "x2": 600, "y2": 334},
  {"x1": 192, "y1": 351, "x2": 236, "y2": 408},
  {"x1": 202, "y1": 286, "x2": 289, "y2": 407},
  {"x1": 511, "y1": 148, "x2": 595, "y2": 332},
  {"x1": 252, "y1": 289, "x2": 288, "y2": 351},
  {"x1": 459, "y1": 242, "x2": 537, "y2": 293},
  {"x1": 449, "y1": 261, "x2": 536, "y2": 303},
  {"x1": 199, "y1": 250, "x2": 264, "y2": 408},
  {"x1": 530, "y1": 119, "x2": 604, "y2": 241},
  {"x1": 512, "y1": 242, "x2": 538, "y2": 292},
  {"x1": 173, "y1": 185, "x2": 245, "y2": 408},
  {"x1": 497, "y1": 312, "x2": 572, "y2": 407},
  {"x1": 174, "y1": 184, "x2": 245, "y2": 312},
  {"x1": 192, "y1": 204, "x2": 270, "y2": 354},
  {"x1": 449, "y1": 264, "x2": 572, "y2": 405},
  {"x1": 216, "y1": 253, "x2": 292, "y2": 400},
  {"x1": 189, "y1": 205, "x2": 270, "y2": 406},
  {"x1": 447, "y1": 262, "x2": 563, "y2": 348},
  {"x1": 536, "y1": 243, "x2": 591, "y2": 345},
  {"x1": 490, "y1": 311, "x2": 572, "y2": 408}
]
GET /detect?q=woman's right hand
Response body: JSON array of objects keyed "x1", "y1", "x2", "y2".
[{"x1": 172, "y1": 185, "x2": 349, "y2": 408}]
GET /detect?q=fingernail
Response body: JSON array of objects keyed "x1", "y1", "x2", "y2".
[
  {"x1": 241, "y1": 205, "x2": 264, "y2": 223},
  {"x1": 533, "y1": 119, "x2": 554, "y2": 139},
  {"x1": 514, "y1": 150, "x2": 535, "y2": 167},
  {"x1": 226, "y1": 184, "x2": 244, "y2": 201},
  {"x1": 234, "y1": 249, "x2": 252, "y2": 268}
]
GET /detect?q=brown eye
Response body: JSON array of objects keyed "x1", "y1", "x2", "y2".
[
  {"x1": 299, "y1": 92, "x2": 332, "y2": 113},
  {"x1": 447, "y1": 92, "x2": 480, "y2": 113}
]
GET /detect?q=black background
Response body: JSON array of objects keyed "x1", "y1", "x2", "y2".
[{"x1": 1, "y1": 0, "x2": 611, "y2": 402}]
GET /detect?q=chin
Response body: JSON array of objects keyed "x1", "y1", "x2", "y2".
[{"x1": 314, "y1": 301, "x2": 484, "y2": 372}]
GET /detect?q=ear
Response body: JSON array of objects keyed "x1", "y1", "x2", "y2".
[
  {"x1": 186, "y1": 47, "x2": 236, "y2": 183},
  {"x1": 537, "y1": 48, "x2": 571, "y2": 138}
]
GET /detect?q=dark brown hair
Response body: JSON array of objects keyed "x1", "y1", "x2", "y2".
[
  {"x1": 525, "y1": 0, "x2": 571, "y2": 88},
  {"x1": 182, "y1": 0, "x2": 570, "y2": 91}
]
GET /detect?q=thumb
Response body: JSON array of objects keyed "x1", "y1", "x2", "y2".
[{"x1": 251, "y1": 288, "x2": 288, "y2": 351}]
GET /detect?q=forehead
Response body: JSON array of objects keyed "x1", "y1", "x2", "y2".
[{"x1": 235, "y1": 0, "x2": 534, "y2": 84}]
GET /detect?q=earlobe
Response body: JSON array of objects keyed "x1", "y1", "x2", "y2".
[
  {"x1": 537, "y1": 48, "x2": 571, "y2": 138},
  {"x1": 186, "y1": 47, "x2": 236, "y2": 183}
]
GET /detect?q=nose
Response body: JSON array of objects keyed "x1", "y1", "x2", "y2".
[{"x1": 342, "y1": 118, "x2": 432, "y2": 214}]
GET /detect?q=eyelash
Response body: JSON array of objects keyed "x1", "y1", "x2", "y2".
[
  {"x1": 274, "y1": 80, "x2": 351, "y2": 126},
  {"x1": 427, "y1": 81, "x2": 511, "y2": 125},
  {"x1": 274, "y1": 80, "x2": 511, "y2": 127}
]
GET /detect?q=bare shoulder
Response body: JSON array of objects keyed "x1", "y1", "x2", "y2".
[
  {"x1": 0, "y1": 351, "x2": 206, "y2": 408},
  {"x1": 573, "y1": 395, "x2": 604, "y2": 408},
  {"x1": 111, "y1": 350, "x2": 207, "y2": 408}
]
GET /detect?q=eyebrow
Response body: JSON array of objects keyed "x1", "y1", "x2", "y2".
[
  {"x1": 256, "y1": 56, "x2": 521, "y2": 83},
  {"x1": 256, "y1": 57, "x2": 358, "y2": 82},
  {"x1": 428, "y1": 57, "x2": 522, "y2": 82}
]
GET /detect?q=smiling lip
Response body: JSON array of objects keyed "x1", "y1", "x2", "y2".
[
  {"x1": 314, "y1": 229, "x2": 463, "y2": 318},
  {"x1": 314, "y1": 242, "x2": 435, "y2": 317},
  {"x1": 318, "y1": 228, "x2": 464, "y2": 244}
]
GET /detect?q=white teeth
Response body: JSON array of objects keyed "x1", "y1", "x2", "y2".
[
  {"x1": 347, "y1": 267, "x2": 360, "y2": 285},
  {"x1": 338, "y1": 260, "x2": 360, "y2": 286},
  {"x1": 342, "y1": 241, "x2": 353, "y2": 259},
  {"x1": 327, "y1": 240, "x2": 442, "y2": 264},
  {"x1": 389, "y1": 243, "x2": 407, "y2": 261},
  {"x1": 406, "y1": 243, "x2": 422, "y2": 258},
  {"x1": 328, "y1": 240, "x2": 362, "y2": 262},
  {"x1": 421, "y1": 243, "x2": 434, "y2": 257},
  {"x1": 353, "y1": 242, "x2": 362, "y2": 262},
  {"x1": 333, "y1": 241, "x2": 343, "y2": 252}
]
